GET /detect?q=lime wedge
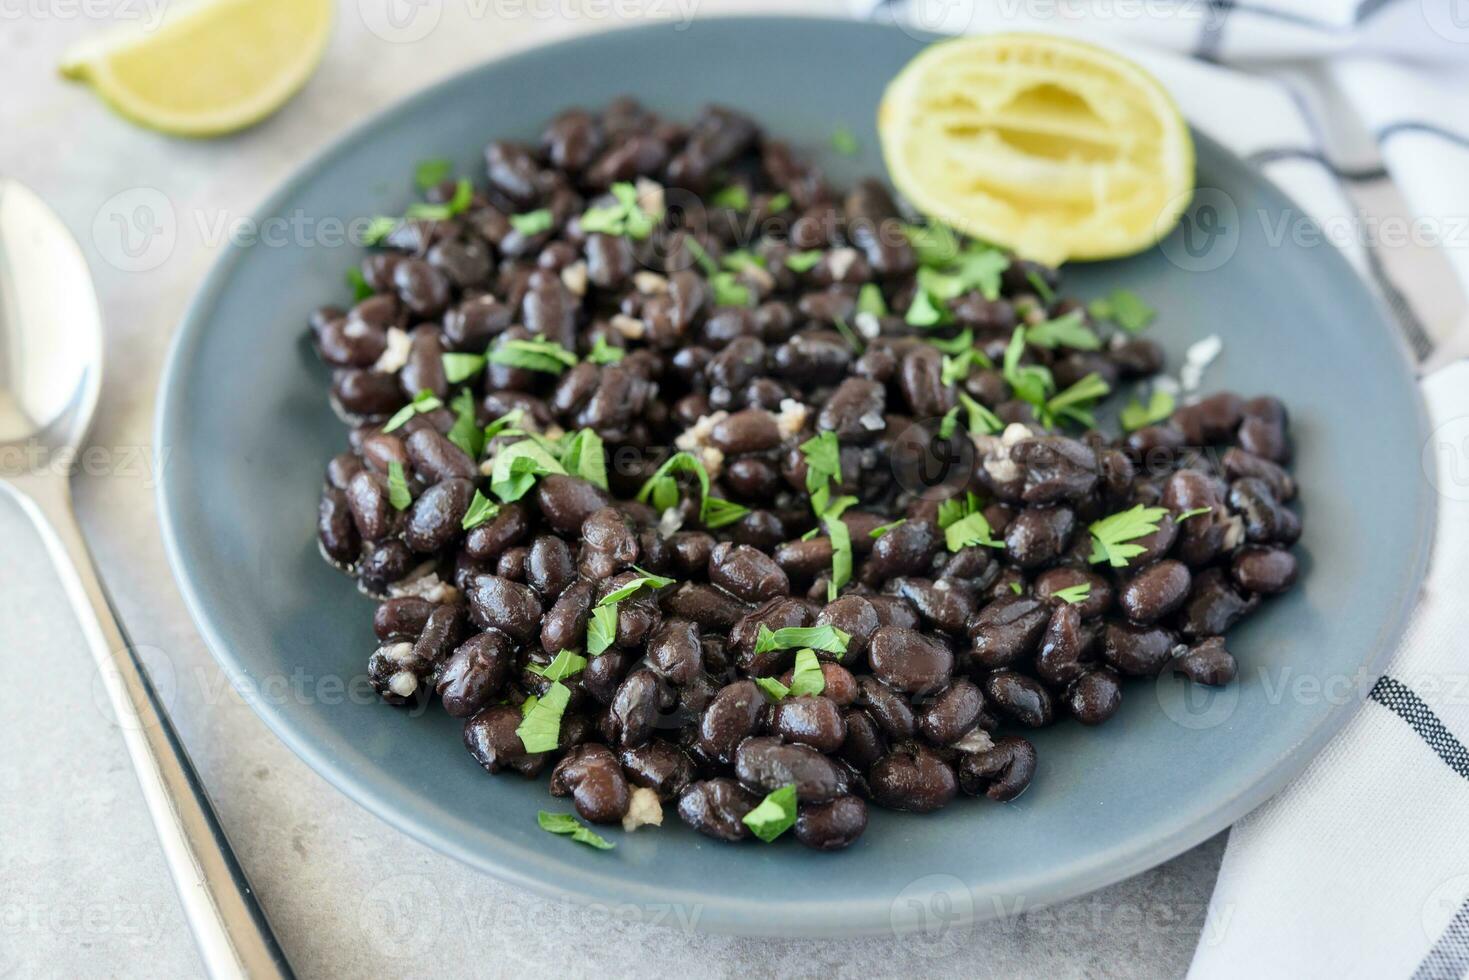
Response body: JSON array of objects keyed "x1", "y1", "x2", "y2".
[
  {"x1": 60, "y1": 0, "x2": 333, "y2": 138},
  {"x1": 878, "y1": 33, "x2": 1195, "y2": 265}
]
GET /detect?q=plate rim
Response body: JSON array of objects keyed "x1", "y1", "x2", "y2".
[{"x1": 154, "y1": 14, "x2": 1436, "y2": 937}]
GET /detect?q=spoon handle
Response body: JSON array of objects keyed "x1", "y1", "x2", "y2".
[{"x1": 6, "y1": 474, "x2": 292, "y2": 980}]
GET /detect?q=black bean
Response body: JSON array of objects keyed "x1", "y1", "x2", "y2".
[
  {"x1": 1231, "y1": 546, "x2": 1298, "y2": 595},
  {"x1": 855, "y1": 676, "x2": 916, "y2": 740},
  {"x1": 663, "y1": 582, "x2": 754, "y2": 631},
  {"x1": 345, "y1": 470, "x2": 393, "y2": 541},
  {"x1": 677, "y1": 778, "x2": 760, "y2": 842},
  {"x1": 405, "y1": 428, "x2": 477, "y2": 482},
  {"x1": 646, "y1": 617, "x2": 703, "y2": 686},
  {"x1": 404, "y1": 478, "x2": 474, "y2": 553},
  {"x1": 795, "y1": 796, "x2": 868, "y2": 851},
  {"x1": 436, "y1": 630, "x2": 513, "y2": 717},
  {"x1": 1172, "y1": 636, "x2": 1238, "y2": 686},
  {"x1": 550, "y1": 743, "x2": 630, "y2": 823},
  {"x1": 867, "y1": 626, "x2": 954, "y2": 696},
  {"x1": 968, "y1": 595, "x2": 1049, "y2": 669},
  {"x1": 709, "y1": 542, "x2": 790, "y2": 604},
  {"x1": 699, "y1": 680, "x2": 763, "y2": 765},
  {"x1": 1119, "y1": 560, "x2": 1191, "y2": 624},
  {"x1": 1034, "y1": 567, "x2": 1113, "y2": 619},
  {"x1": 861, "y1": 520, "x2": 939, "y2": 585},
  {"x1": 318, "y1": 487, "x2": 359, "y2": 564},
  {"x1": 464, "y1": 502, "x2": 529, "y2": 562},
  {"x1": 1101, "y1": 621, "x2": 1179, "y2": 676},
  {"x1": 607, "y1": 669, "x2": 662, "y2": 749},
  {"x1": 526, "y1": 535, "x2": 575, "y2": 599},
  {"x1": 1034, "y1": 602, "x2": 1095, "y2": 686},
  {"x1": 1012, "y1": 437, "x2": 1099, "y2": 504},
  {"x1": 869, "y1": 745, "x2": 957, "y2": 813},
  {"x1": 819, "y1": 378, "x2": 887, "y2": 441},
  {"x1": 464, "y1": 704, "x2": 546, "y2": 777},
  {"x1": 957, "y1": 736, "x2": 1037, "y2": 801},
  {"x1": 466, "y1": 574, "x2": 543, "y2": 642},
  {"x1": 917, "y1": 679, "x2": 985, "y2": 746},
  {"x1": 734, "y1": 736, "x2": 847, "y2": 803},
  {"x1": 534, "y1": 475, "x2": 611, "y2": 535},
  {"x1": 1004, "y1": 506, "x2": 1075, "y2": 570},
  {"x1": 983, "y1": 670, "x2": 1054, "y2": 727},
  {"x1": 373, "y1": 597, "x2": 435, "y2": 641},
  {"x1": 1178, "y1": 569, "x2": 1259, "y2": 640},
  {"x1": 1066, "y1": 669, "x2": 1123, "y2": 725},
  {"x1": 616, "y1": 739, "x2": 694, "y2": 802},
  {"x1": 769, "y1": 696, "x2": 847, "y2": 753}
]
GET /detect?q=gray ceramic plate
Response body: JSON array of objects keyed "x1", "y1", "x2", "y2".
[{"x1": 157, "y1": 16, "x2": 1432, "y2": 937}]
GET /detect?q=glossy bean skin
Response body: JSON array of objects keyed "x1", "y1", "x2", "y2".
[
  {"x1": 917, "y1": 679, "x2": 985, "y2": 746},
  {"x1": 769, "y1": 696, "x2": 848, "y2": 753},
  {"x1": 983, "y1": 670, "x2": 1054, "y2": 728},
  {"x1": 734, "y1": 736, "x2": 848, "y2": 803},
  {"x1": 464, "y1": 704, "x2": 547, "y2": 777},
  {"x1": 867, "y1": 626, "x2": 954, "y2": 696},
  {"x1": 1173, "y1": 636, "x2": 1238, "y2": 686},
  {"x1": 620, "y1": 740, "x2": 696, "y2": 802},
  {"x1": 1065, "y1": 669, "x2": 1123, "y2": 725},
  {"x1": 968, "y1": 596, "x2": 1050, "y2": 669},
  {"x1": 436, "y1": 630, "x2": 514, "y2": 717},
  {"x1": 698, "y1": 680, "x2": 763, "y2": 765},
  {"x1": 550, "y1": 743, "x2": 631, "y2": 823},
  {"x1": 1118, "y1": 560, "x2": 1191, "y2": 624},
  {"x1": 466, "y1": 575, "x2": 543, "y2": 642},
  {"x1": 869, "y1": 746, "x2": 958, "y2": 813},
  {"x1": 795, "y1": 796, "x2": 868, "y2": 851},
  {"x1": 1101, "y1": 622, "x2": 1179, "y2": 676},
  {"x1": 678, "y1": 779, "x2": 760, "y2": 842},
  {"x1": 709, "y1": 542, "x2": 791, "y2": 603},
  {"x1": 957, "y1": 736, "x2": 1037, "y2": 801},
  {"x1": 1231, "y1": 546, "x2": 1298, "y2": 594}
]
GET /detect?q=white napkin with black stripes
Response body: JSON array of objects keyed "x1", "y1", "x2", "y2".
[{"x1": 850, "y1": 2, "x2": 1469, "y2": 975}]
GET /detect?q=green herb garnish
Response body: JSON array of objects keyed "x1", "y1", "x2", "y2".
[
  {"x1": 945, "y1": 511, "x2": 1005, "y2": 552},
  {"x1": 788, "y1": 648, "x2": 827, "y2": 698},
  {"x1": 414, "y1": 158, "x2": 453, "y2": 190},
  {"x1": 1175, "y1": 506, "x2": 1213, "y2": 522},
  {"x1": 753, "y1": 624, "x2": 850, "y2": 657},
  {"x1": 831, "y1": 126, "x2": 858, "y2": 156},
  {"x1": 509, "y1": 209, "x2": 554, "y2": 236},
  {"x1": 405, "y1": 178, "x2": 473, "y2": 220},
  {"x1": 826, "y1": 514, "x2": 852, "y2": 602},
  {"x1": 709, "y1": 272, "x2": 752, "y2": 307},
  {"x1": 870, "y1": 519, "x2": 906, "y2": 538},
  {"x1": 857, "y1": 282, "x2": 888, "y2": 317},
  {"x1": 442, "y1": 352, "x2": 487, "y2": 384},
  {"x1": 386, "y1": 461, "x2": 412, "y2": 511},
  {"x1": 1088, "y1": 504, "x2": 1168, "y2": 568},
  {"x1": 489, "y1": 439, "x2": 567, "y2": 502},
  {"x1": 755, "y1": 677, "x2": 790, "y2": 702},
  {"x1": 1025, "y1": 310, "x2": 1100, "y2": 351},
  {"x1": 1026, "y1": 270, "x2": 1056, "y2": 305},
  {"x1": 767, "y1": 192, "x2": 792, "y2": 213},
  {"x1": 904, "y1": 288, "x2": 947, "y2": 328},
  {"x1": 538, "y1": 810, "x2": 614, "y2": 850},
  {"x1": 1043, "y1": 372, "x2": 1111, "y2": 429},
  {"x1": 587, "y1": 335, "x2": 625, "y2": 365},
  {"x1": 461, "y1": 490, "x2": 499, "y2": 530},
  {"x1": 361, "y1": 215, "x2": 399, "y2": 246},
  {"x1": 1120, "y1": 390, "x2": 1176, "y2": 432},
  {"x1": 346, "y1": 266, "x2": 374, "y2": 301},
  {"x1": 938, "y1": 406, "x2": 960, "y2": 439},
  {"x1": 587, "y1": 604, "x2": 617, "y2": 656},
  {"x1": 579, "y1": 181, "x2": 661, "y2": 240},
  {"x1": 957, "y1": 391, "x2": 1004, "y2": 435},
  {"x1": 636, "y1": 451, "x2": 748, "y2": 529},
  {"x1": 383, "y1": 389, "x2": 444, "y2": 433},
  {"x1": 711, "y1": 185, "x2": 750, "y2": 210},
  {"x1": 516, "y1": 681, "x2": 569, "y2": 753},
  {"x1": 598, "y1": 568, "x2": 676, "y2": 606},
  {"x1": 784, "y1": 250, "x2": 824, "y2": 273},
  {"x1": 558, "y1": 428, "x2": 608, "y2": 491},
  {"x1": 1088, "y1": 289, "x2": 1155, "y2": 333},
  {"x1": 446, "y1": 388, "x2": 484, "y2": 460},
  {"x1": 742, "y1": 785, "x2": 798, "y2": 842},
  {"x1": 488, "y1": 337, "x2": 578, "y2": 375},
  {"x1": 528, "y1": 649, "x2": 588, "y2": 682},
  {"x1": 1051, "y1": 583, "x2": 1091, "y2": 604}
]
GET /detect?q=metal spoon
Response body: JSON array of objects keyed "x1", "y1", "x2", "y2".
[{"x1": 0, "y1": 178, "x2": 291, "y2": 979}]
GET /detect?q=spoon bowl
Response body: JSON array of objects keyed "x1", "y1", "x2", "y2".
[{"x1": 0, "y1": 178, "x2": 101, "y2": 448}]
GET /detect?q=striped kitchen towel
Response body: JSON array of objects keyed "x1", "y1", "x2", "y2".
[{"x1": 851, "y1": 2, "x2": 1469, "y2": 976}]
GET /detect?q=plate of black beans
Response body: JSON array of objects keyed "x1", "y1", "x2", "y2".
[{"x1": 157, "y1": 18, "x2": 1433, "y2": 935}]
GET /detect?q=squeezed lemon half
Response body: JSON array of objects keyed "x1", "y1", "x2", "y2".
[
  {"x1": 60, "y1": 0, "x2": 333, "y2": 138},
  {"x1": 878, "y1": 33, "x2": 1195, "y2": 265}
]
